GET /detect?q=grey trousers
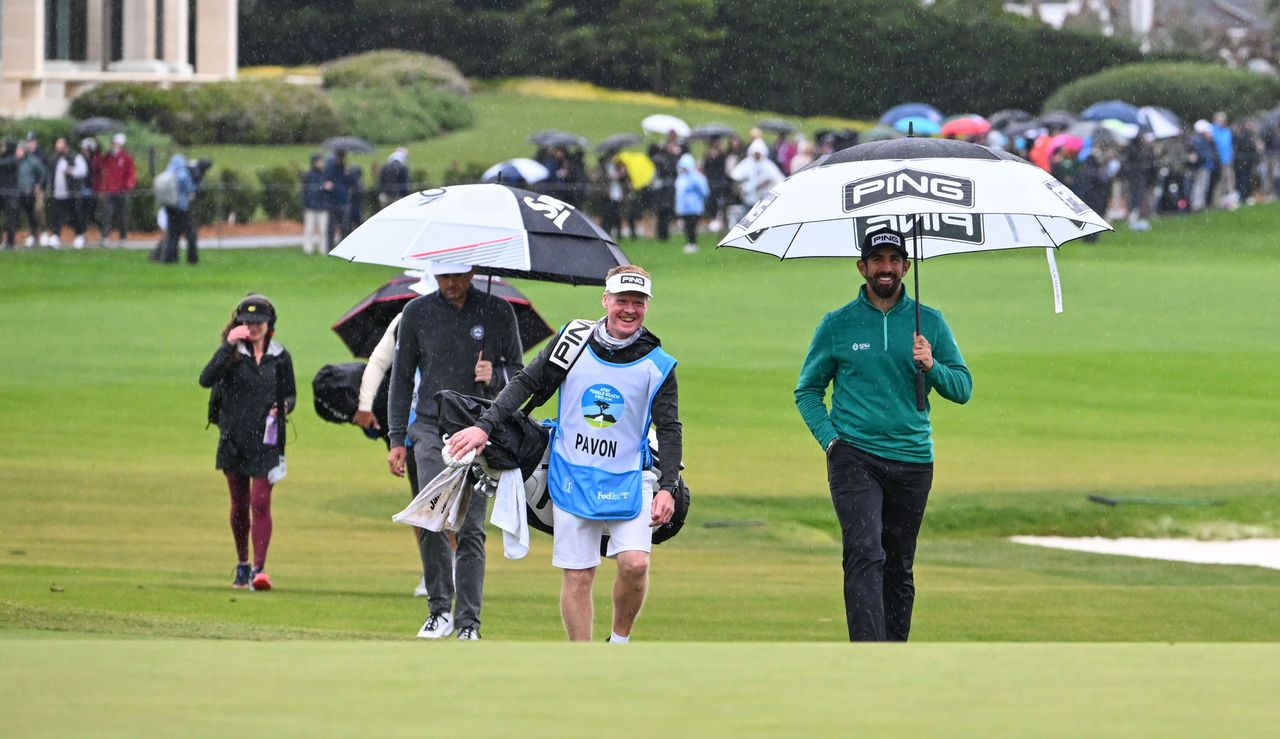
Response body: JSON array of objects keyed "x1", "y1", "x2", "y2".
[{"x1": 408, "y1": 421, "x2": 488, "y2": 630}]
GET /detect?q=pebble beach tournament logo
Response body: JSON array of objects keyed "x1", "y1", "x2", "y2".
[{"x1": 582, "y1": 384, "x2": 624, "y2": 428}]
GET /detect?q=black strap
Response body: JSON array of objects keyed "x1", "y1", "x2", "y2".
[
  {"x1": 520, "y1": 319, "x2": 593, "y2": 415},
  {"x1": 274, "y1": 360, "x2": 286, "y2": 455}
]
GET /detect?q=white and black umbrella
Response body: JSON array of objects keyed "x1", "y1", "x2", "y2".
[
  {"x1": 329, "y1": 184, "x2": 628, "y2": 285},
  {"x1": 718, "y1": 137, "x2": 1111, "y2": 408},
  {"x1": 642, "y1": 114, "x2": 690, "y2": 138}
]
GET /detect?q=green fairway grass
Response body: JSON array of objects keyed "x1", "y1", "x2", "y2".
[
  {"x1": 2, "y1": 202, "x2": 1278, "y2": 647},
  {"x1": 3, "y1": 640, "x2": 1278, "y2": 737}
]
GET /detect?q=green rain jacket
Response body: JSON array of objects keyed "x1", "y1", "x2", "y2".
[{"x1": 794, "y1": 285, "x2": 971, "y2": 464}]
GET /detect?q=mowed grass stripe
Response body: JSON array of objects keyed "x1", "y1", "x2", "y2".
[{"x1": 2, "y1": 640, "x2": 1277, "y2": 738}]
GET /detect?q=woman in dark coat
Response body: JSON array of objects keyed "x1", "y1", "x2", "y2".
[{"x1": 199, "y1": 295, "x2": 296, "y2": 591}]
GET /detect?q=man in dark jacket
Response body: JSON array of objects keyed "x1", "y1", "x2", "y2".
[
  {"x1": 301, "y1": 154, "x2": 328, "y2": 255},
  {"x1": 322, "y1": 149, "x2": 351, "y2": 253},
  {"x1": 386, "y1": 262, "x2": 524, "y2": 641},
  {"x1": 377, "y1": 148, "x2": 410, "y2": 210},
  {"x1": 447, "y1": 265, "x2": 682, "y2": 643},
  {"x1": 0, "y1": 139, "x2": 21, "y2": 248}
]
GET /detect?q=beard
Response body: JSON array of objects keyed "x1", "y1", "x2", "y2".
[{"x1": 868, "y1": 273, "x2": 901, "y2": 300}]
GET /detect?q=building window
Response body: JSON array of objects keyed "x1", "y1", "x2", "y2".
[{"x1": 45, "y1": 0, "x2": 89, "y2": 61}]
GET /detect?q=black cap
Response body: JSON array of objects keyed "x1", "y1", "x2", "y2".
[
  {"x1": 861, "y1": 230, "x2": 909, "y2": 259},
  {"x1": 235, "y1": 297, "x2": 274, "y2": 324}
]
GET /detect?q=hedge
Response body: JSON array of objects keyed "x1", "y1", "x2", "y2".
[
  {"x1": 70, "y1": 81, "x2": 345, "y2": 145},
  {"x1": 322, "y1": 49, "x2": 470, "y2": 93},
  {"x1": 327, "y1": 82, "x2": 473, "y2": 145},
  {"x1": 1042, "y1": 62, "x2": 1280, "y2": 121}
]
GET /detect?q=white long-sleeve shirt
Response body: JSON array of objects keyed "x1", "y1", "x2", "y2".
[
  {"x1": 358, "y1": 314, "x2": 400, "y2": 413},
  {"x1": 53, "y1": 154, "x2": 89, "y2": 200}
]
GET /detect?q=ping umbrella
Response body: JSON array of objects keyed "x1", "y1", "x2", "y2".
[
  {"x1": 329, "y1": 184, "x2": 628, "y2": 285},
  {"x1": 333, "y1": 274, "x2": 554, "y2": 358},
  {"x1": 718, "y1": 137, "x2": 1111, "y2": 408}
]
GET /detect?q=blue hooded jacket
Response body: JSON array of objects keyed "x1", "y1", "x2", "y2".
[
  {"x1": 166, "y1": 154, "x2": 196, "y2": 210},
  {"x1": 674, "y1": 153, "x2": 710, "y2": 217}
]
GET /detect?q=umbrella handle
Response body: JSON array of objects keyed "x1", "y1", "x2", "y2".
[{"x1": 915, "y1": 364, "x2": 927, "y2": 412}]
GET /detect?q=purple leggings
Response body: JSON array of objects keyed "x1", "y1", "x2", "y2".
[{"x1": 224, "y1": 471, "x2": 273, "y2": 570}]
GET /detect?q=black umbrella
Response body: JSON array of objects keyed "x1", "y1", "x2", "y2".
[
  {"x1": 1038, "y1": 111, "x2": 1077, "y2": 131},
  {"x1": 988, "y1": 109, "x2": 1033, "y2": 131},
  {"x1": 73, "y1": 117, "x2": 124, "y2": 136},
  {"x1": 595, "y1": 133, "x2": 643, "y2": 154},
  {"x1": 688, "y1": 123, "x2": 738, "y2": 140},
  {"x1": 756, "y1": 118, "x2": 797, "y2": 134},
  {"x1": 528, "y1": 130, "x2": 588, "y2": 149},
  {"x1": 322, "y1": 136, "x2": 376, "y2": 154},
  {"x1": 332, "y1": 274, "x2": 555, "y2": 358}
]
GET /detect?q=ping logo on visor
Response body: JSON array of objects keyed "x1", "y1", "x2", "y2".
[
  {"x1": 605, "y1": 273, "x2": 653, "y2": 297},
  {"x1": 870, "y1": 233, "x2": 902, "y2": 249}
]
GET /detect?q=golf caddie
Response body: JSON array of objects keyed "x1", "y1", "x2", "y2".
[
  {"x1": 447, "y1": 265, "x2": 682, "y2": 643},
  {"x1": 794, "y1": 230, "x2": 971, "y2": 641}
]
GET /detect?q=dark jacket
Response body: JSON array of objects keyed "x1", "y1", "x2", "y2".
[
  {"x1": 476, "y1": 323, "x2": 683, "y2": 492},
  {"x1": 387, "y1": 287, "x2": 525, "y2": 447},
  {"x1": 199, "y1": 340, "x2": 297, "y2": 477},
  {"x1": 322, "y1": 156, "x2": 350, "y2": 205},
  {"x1": 378, "y1": 158, "x2": 410, "y2": 199},
  {"x1": 0, "y1": 144, "x2": 19, "y2": 195},
  {"x1": 301, "y1": 167, "x2": 328, "y2": 210}
]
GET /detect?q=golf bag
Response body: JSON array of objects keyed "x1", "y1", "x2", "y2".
[
  {"x1": 434, "y1": 389, "x2": 690, "y2": 547},
  {"x1": 311, "y1": 362, "x2": 389, "y2": 439}
]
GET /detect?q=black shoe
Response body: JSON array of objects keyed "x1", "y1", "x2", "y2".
[{"x1": 232, "y1": 564, "x2": 252, "y2": 589}]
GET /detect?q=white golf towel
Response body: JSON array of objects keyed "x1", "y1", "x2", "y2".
[
  {"x1": 490, "y1": 468, "x2": 529, "y2": 559},
  {"x1": 393, "y1": 465, "x2": 468, "y2": 532}
]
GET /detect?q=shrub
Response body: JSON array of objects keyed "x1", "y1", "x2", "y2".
[
  {"x1": 70, "y1": 80, "x2": 344, "y2": 145},
  {"x1": 1042, "y1": 62, "x2": 1280, "y2": 121},
  {"x1": 328, "y1": 82, "x2": 472, "y2": 144},
  {"x1": 68, "y1": 83, "x2": 176, "y2": 127},
  {"x1": 193, "y1": 167, "x2": 260, "y2": 224},
  {"x1": 258, "y1": 164, "x2": 303, "y2": 221},
  {"x1": 322, "y1": 49, "x2": 470, "y2": 93}
]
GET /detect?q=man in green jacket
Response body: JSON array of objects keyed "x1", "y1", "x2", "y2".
[{"x1": 794, "y1": 230, "x2": 971, "y2": 641}]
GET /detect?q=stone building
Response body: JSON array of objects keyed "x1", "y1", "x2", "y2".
[{"x1": 1, "y1": 0, "x2": 238, "y2": 117}]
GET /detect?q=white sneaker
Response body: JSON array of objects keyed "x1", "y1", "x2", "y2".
[
  {"x1": 38, "y1": 233, "x2": 50, "y2": 247},
  {"x1": 23, "y1": 236, "x2": 34, "y2": 247},
  {"x1": 73, "y1": 235, "x2": 85, "y2": 249},
  {"x1": 455, "y1": 626, "x2": 481, "y2": 640},
  {"x1": 48, "y1": 235, "x2": 60, "y2": 248},
  {"x1": 413, "y1": 577, "x2": 428, "y2": 597},
  {"x1": 416, "y1": 611, "x2": 453, "y2": 639},
  {"x1": 708, "y1": 219, "x2": 722, "y2": 231},
  {"x1": 683, "y1": 243, "x2": 699, "y2": 254}
]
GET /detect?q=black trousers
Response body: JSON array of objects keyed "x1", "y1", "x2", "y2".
[
  {"x1": 161, "y1": 206, "x2": 195, "y2": 263},
  {"x1": 826, "y1": 441, "x2": 933, "y2": 641}
]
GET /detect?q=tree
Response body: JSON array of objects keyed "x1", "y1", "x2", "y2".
[{"x1": 601, "y1": 0, "x2": 721, "y2": 96}]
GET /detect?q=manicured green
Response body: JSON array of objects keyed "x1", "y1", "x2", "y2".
[
  {"x1": 1, "y1": 202, "x2": 1277, "y2": 732},
  {"x1": 3, "y1": 640, "x2": 1278, "y2": 737}
]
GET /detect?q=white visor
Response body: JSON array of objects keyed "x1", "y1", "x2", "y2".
[
  {"x1": 430, "y1": 261, "x2": 472, "y2": 276},
  {"x1": 605, "y1": 272, "x2": 652, "y2": 297}
]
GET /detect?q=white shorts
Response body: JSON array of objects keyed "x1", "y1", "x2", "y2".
[{"x1": 552, "y1": 484, "x2": 654, "y2": 570}]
